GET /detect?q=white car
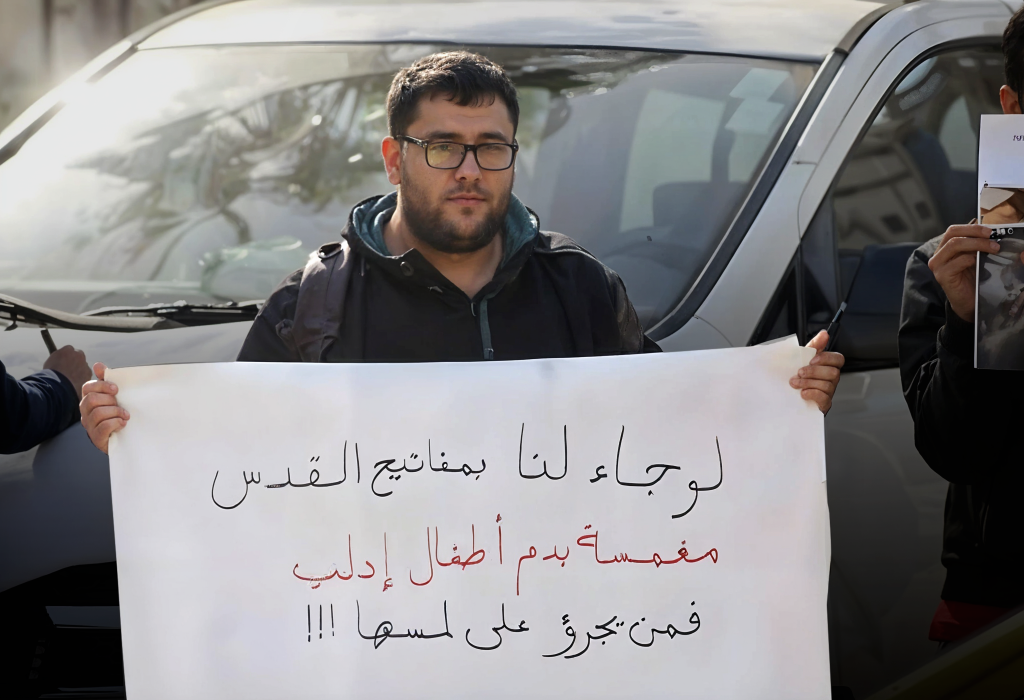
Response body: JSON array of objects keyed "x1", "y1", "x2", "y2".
[{"x1": 1, "y1": 0, "x2": 1020, "y2": 697}]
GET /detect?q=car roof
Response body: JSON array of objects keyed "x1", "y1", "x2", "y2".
[{"x1": 140, "y1": 0, "x2": 889, "y2": 62}]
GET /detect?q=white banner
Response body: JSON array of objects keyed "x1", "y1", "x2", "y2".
[{"x1": 108, "y1": 339, "x2": 830, "y2": 699}]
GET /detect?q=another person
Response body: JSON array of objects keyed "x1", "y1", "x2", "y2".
[
  {"x1": 80, "y1": 51, "x2": 843, "y2": 452},
  {"x1": 2, "y1": 344, "x2": 91, "y2": 454},
  {"x1": 899, "y1": 8, "x2": 1024, "y2": 643}
]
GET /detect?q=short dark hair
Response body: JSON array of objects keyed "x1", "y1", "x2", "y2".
[
  {"x1": 1004, "y1": 6, "x2": 1024, "y2": 98},
  {"x1": 386, "y1": 51, "x2": 519, "y2": 138}
]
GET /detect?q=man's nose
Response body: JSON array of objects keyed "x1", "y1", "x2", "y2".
[{"x1": 454, "y1": 148, "x2": 483, "y2": 181}]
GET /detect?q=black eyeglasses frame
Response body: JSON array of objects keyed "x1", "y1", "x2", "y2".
[{"x1": 397, "y1": 135, "x2": 519, "y2": 171}]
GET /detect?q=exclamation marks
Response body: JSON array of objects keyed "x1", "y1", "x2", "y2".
[{"x1": 307, "y1": 603, "x2": 334, "y2": 641}]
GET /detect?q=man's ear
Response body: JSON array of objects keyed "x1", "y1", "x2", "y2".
[
  {"x1": 382, "y1": 136, "x2": 402, "y2": 185},
  {"x1": 1000, "y1": 85, "x2": 1022, "y2": 115}
]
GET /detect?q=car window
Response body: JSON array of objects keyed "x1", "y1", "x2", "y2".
[
  {"x1": 0, "y1": 45, "x2": 813, "y2": 325},
  {"x1": 753, "y1": 46, "x2": 1003, "y2": 364}
]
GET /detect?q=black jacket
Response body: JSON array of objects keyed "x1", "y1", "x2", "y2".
[
  {"x1": 899, "y1": 235, "x2": 1024, "y2": 607},
  {"x1": 1, "y1": 360, "x2": 80, "y2": 454},
  {"x1": 239, "y1": 199, "x2": 659, "y2": 363}
]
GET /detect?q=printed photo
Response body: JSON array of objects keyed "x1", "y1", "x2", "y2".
[
  {"x1": 979, "y1": 185, "x2": 1024, "y2": 225},
  {"x1": 976, "y1": 231, "x2": 1024, "y2": 369}
]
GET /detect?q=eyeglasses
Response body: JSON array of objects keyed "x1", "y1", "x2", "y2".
[{"x1": 398, "y1": 135, "x2": 518, "y2": 171}]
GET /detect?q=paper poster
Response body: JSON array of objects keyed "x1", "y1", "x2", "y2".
[
  {"x1": 107, "y1": 340, "x2": 830, "y2": 699},
  {"x1": 976, "y1": 115, "x2": 1024, "y2": 369},
  {"x1": 978, "y1": 114, "x2": 1024, "y2": 226}
]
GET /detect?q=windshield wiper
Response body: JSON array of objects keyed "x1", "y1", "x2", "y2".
[
  {"x1": 82, "y1": 299, "x2": 262, "y2": 326},
  {"x1": 1, "y1": 294, "x2": 177, "y2": 333},
  {"x1": 0, "y1": 295, "x2": 260, "y2": 333}
]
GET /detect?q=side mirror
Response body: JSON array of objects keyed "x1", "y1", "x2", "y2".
[{"x1": 833, "y1": 242, "x2": 920, "y2": 366}]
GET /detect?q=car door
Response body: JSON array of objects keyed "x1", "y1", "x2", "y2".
[
  {"x1": 758, "y1": 20, "x2": 1007, "y2": 700},
  {"x1": 654, "y1": 8, "x2": 1011, "y2": 694}
]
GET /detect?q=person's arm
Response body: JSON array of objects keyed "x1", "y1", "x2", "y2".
[
  {"x1": 2, "y1": 363, "x2": 80, "y2": 454},
  {"x1": 899, "y1": 231, "x2": 995, "y2": 485},
  {"x1": 603, "y1": 269, "x2": 661, "y2": 355},
  {"x1": 237, "y1": 269, "x2": 303, "y2": 362}
]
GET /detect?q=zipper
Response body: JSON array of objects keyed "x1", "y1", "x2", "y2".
[{"x1": 476, "y1": 296, "x2": 495, "y2": 360}]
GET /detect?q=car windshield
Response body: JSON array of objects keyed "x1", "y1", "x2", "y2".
[{"x1": 0, "y1": 44, "x2": 814, "y2": 327}]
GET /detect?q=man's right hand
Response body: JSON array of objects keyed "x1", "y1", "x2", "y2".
[
  {"x1": 80, "y1": 362, "x2": 129, "y2": 455},
  {"x1": 927, "y1": 223, "x2": 1002, "y2": 322}
]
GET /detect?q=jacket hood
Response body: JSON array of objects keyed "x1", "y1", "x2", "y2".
[{"x1": 349, "y1": 191, "x2": 538, "y2": 264}]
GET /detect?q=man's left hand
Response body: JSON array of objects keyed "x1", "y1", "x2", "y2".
[{"x1": 789, "y1": 331, "x2": 844, "y2": 415}]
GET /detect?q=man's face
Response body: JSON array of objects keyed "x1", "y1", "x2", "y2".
[{"x1": 389, "y1": 94, "x2": 515, "y2": 254}]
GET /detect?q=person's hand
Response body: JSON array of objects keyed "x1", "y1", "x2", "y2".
[
  {"x1": 789, "y1": 330, "x2": 844, "y2": 415},
  {"x1": 43, "y1": 345, "x2": 90, "y2": 400},
  {"x1": 928, "y1": 223, "x2": 1004, "y2": 322},
  {"x1": 80, "y1": 362, "x2": 129, "y2": 454}
]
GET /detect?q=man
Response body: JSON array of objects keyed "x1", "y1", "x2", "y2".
[
  {"x1": 80, "y1": 51, "x2": 843, "y2": 452},
  {"x1": 2, "y1": 344, "x2": 91, "y2": 454},
  {"x1": 899, "y1": 8, "x2": 1024, "y2": 643}
]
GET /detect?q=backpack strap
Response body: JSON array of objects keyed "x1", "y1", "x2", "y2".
[{"x1": 290, "y1": 240, "x2": 355, "y2": 362}]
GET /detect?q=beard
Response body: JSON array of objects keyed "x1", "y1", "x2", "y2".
[{"x1": 399, "y1": 169, "x2": 511, "y2": 254}]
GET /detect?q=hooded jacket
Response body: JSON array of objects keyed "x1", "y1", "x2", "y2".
[
  {"x1": 899, "y1": 235, "x2": 1024, "y2": 608},
  {"x1": 238, "y1": 193, "x2": 660, "y2": 363}
]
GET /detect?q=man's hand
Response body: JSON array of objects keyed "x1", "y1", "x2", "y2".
[
  {"x1": 80, "y1": 362, "x2": 129, "y2": 454},
  {"x1": 790, "y1": 330, "x2": 844, "y2": 415},
  {"x1": 43, "y1": 345, "x2": 91, "y2": 400},
  {"x1": 927, "y1": 223, "x2": 1000, "y2": 322}
]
